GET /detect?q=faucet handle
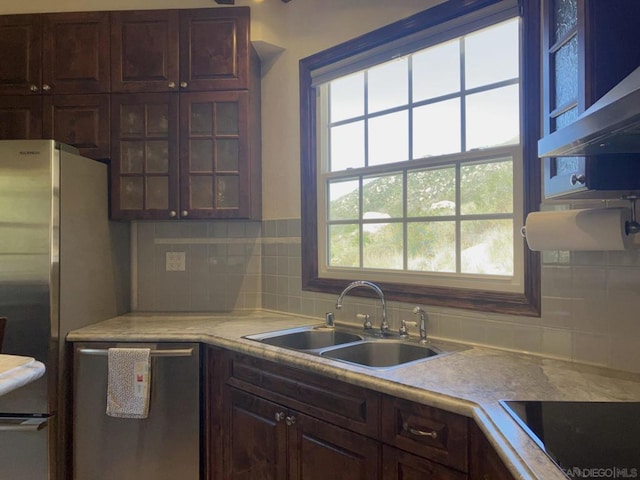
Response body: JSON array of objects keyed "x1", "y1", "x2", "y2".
[
  {"x1": 399, "y1": 320, "x2": 418, "y2": 337},
  {"x1": 356, "y1": 313, "x2": 372, "y2": 330},
  {"x1": 325, "y1": 312, "x2": 335, "y2": 328}
]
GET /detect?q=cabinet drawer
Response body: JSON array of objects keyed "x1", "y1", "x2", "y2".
[
  {"x1": 225, "y1": 351, "x2": 380, "y2": 437},
  {"x1": 383, "y1": 445, "x2": 467, "y2": 480},
  {"x1": 381, "y1": 395, "x2": 468, "y2": 472}
]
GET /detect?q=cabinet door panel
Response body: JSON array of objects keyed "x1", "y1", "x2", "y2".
[
  {"x1": 0, "y1": 96, "x2": 42, "y2": 139},
  {"x1": 382, "y1": 446, "x2": 467, "y2": 480},
  {"x1": 289, "y1": 413, "x2": 380, "y2": 480},
  {"x1": 0, "y1": 15, "x2": 41, "y2": 96},
  {"x1": 111, "y1": 10, "x2": 179, "y2": 93},
  {"x1": 111, "y1": 93, "x2": 179, "y2": 220},
  {"x1": 225, "y1": 388, "x2": 287, "y2": 480},
  {"x1": 42, "y1": 12, "x2": 110, "y2": 94},
  {"x1": 180, "y1": 8, "x2": 249, "y2": 91},
  {"x1": 43, "y1": 94, "x2": 110, "y2": 160},
  {"x1": 179, "y1": 90, "x2": 250, "y2": 219}
]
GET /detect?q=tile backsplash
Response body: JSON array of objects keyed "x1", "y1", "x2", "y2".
[{"x1": 133, "y1": 218, "x2": 640, "y2": 374}]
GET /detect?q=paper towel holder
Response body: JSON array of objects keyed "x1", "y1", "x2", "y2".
[
  {"x1": 520, "y1": 195, "x2": 640, "y2": 239},
  {"x1": 623, "y1": 195, "x2": 640, "y2": 235}
]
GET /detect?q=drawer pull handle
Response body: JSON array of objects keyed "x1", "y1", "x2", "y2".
[
  {"x1": 285, "y1": 415, "x2": 296, "y2": 426},
  {"x1": 403, "y1": 422, "x2": 438, "y2": 439},
  {"x1": 275, "y1": 412, "x2": 285, "y2": 422}
]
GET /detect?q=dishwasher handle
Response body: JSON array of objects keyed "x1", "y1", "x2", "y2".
[{"x1": 77, "y1": 347, "x2": 194, "y2": 358}]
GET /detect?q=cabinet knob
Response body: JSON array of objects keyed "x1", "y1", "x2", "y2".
[
  {"x1": 168, "y1": 81, "x2": 176, "y2": 89},
  {"x1": 29, "y1": 84, "x2": 39, "y2": 92},
  {"x1": 42, "y1": 84, "x2": 51, "y2": 92},
  {"x1": 181, "y1": 210, "x2": 189, "y2": 217},
  {"x1": 570, "y1": 173, "x2": 586, "y2": 186},
  {"x1": 169, "y1": 210, "x2": 177, "y2": 218},
  {"x1": 180, "y1": 81, "x2": 188, "y2": 88},
  {"x1": 285, "y1": 415, "x2": 296, "y2": 426},
  {"x1": 275, "y1": 412, "x2": 285, "y2": 422}
]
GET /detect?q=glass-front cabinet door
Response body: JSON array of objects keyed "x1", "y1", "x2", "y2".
[
  {"x1": 542, "y1": 0, "x2": 586, "y2": 198},
  {"x1": 111, "y1": 93, "x2": 179, "y2": 220},
  {"x1": 179, "y1": 91, "x2": 249, "y2": 219}
]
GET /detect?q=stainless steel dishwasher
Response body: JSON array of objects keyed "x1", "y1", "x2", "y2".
[{"x1": 73, "y1": 342, "x2": 201, "y2": 480}]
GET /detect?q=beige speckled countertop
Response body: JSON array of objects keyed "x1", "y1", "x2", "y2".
[
  {"x1": 67, "y1": 310, "x2": 640, "y2": 480},
  {"x1": 0, "y1": 354, "x2": 45, "y2": 396}
]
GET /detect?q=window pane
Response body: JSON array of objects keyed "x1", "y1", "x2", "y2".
[
  {"x1": 329, "y1": 224, "x2": 360, "y2": 267},
  {"x1": 461, "y1": 219, "x2": 513, "y2": 275},
  {"x1": 330, "y1": 121, "x2": 364, "y2": 171},
  {"x1": 328, "y1": 180, "x2": 359, "y2": 221},
  {"x1": 413, "y1": 40, "x2": 460, "y2": 101},
  {"x1": 407, "y1": 167, "x2": 456, "y2": 217},
  {"x1": 466, "y1": 84, "x2": 520, "y2": 150},
  {"x1": 363, "y1": 174, "x2": 402, "y2": 219},
  {"x1": 368, "y1": 58, "x2": 408, "y2": 113},
  {"x1": 413, "y1": 99, "x2": 461, "y2": 157},
  {"x1": 363, "y1": 223, "x2": 403, "y2": 269},
  {"x1": 461, "y1": 160, "x2": 513, "y2": 214},
  {"x1": 407, "y1": 221, "x2": 456, "y2": 272},
  {"x1": 330, "y1": 72, "x2": 364, "y2": 122},
  {"x1": 465, "y1": 19, "x2": 519, "y2": 89},
  {"x1": 368, "y1": 110, "x2": 408, "y2": 166}
]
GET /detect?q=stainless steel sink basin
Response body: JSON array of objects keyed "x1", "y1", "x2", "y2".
[
  {"x1": 245, "y1": 326, "x2": 363, "y2": 350},
  {"x1": 321, "y1": 340, "x2": 441, "y2": 368},
  {"x1": 245, "y1": 325, "x2": 454, "y2": 370}
]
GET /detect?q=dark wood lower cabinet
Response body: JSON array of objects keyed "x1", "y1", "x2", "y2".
[
  {"x1": 224, "y1": 387, "x2": 380, "y2": 480},
  {"x1": 207, "y1": 347, "x2": 515, "y2": 480},
  {"x1": 382, "y1": 445, "x2": 466, "y2": 480}
]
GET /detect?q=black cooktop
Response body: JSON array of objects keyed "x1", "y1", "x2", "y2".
[{"x1": 501, "y1": 400, "x2": 640, "y2": 480}]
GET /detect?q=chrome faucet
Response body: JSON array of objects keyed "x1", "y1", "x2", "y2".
[
  {"x1": 413, "y1": 306, "x2": 428, "y2": 343},
  {"x1": 335, "y1": 281, "x2": 389, "y2": 334}
]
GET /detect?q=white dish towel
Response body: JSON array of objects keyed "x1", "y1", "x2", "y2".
[{"x1": 106, "y1": 348, "x2": 151, "y2": 419}]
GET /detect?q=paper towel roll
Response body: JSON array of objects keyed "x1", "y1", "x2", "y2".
[{"x1": 524, "y1": 208, "x2": 632, "y2": 251}]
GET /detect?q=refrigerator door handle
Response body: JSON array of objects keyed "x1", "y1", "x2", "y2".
[
  {"x1": 0, "y1": 417, "x2": 48, "y2": 432},
  {"x1": 77, "y1": 347, "x2": 194, "y2": 358}
]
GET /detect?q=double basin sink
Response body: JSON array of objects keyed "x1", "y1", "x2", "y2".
[{"x1": 244, "y1": 325, "x2": 447, "y2": 370}]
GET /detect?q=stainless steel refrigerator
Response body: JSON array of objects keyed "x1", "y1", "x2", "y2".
[{"x1": 0, "y1": 140, "x2": 130, "y2": 480}]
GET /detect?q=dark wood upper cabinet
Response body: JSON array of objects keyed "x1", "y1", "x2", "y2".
[
  {"x1": 0, "y1": 15, "x2": 42, "y2": 96},
  {"x1": 42, "y1": 12, "x2": 110, "y2": 94},
  {"x1": 111, "y1": 7, "x2": 250, "y2": 94},
  {"x1": 179, "y1": 9, "x2": 250, "y2": 92},
  {"x1": 110, "y1": 10, "x2": 180, "y2": 93},
  {"x1": 0, "y1": 96, "x2": 43, "y2": 139},
  {"x1": 541, "y1": 0, "x2": 640, "y2": 199},
  {"x1": 43, "y1": 94, "x2": 110, "y2": 160}
]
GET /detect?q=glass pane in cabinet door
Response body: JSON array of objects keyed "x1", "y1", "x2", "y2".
[
  {"x1": 216, "y1": 103, "x2": 239, "y2": 135},
  {"x1": 120, "y1": 177, "x2": 143, "y2": 210},
  {"x1": 147, "y1": 104, "x2": 169, "y2": 135},
  {"x1": 555, "y1": 157, "x2": 581, "y2": 175},
  {"x1": 191, "y1": 139, "x2": 214, "y2": 172},
  {"x1": 121, "y1": 141, "x2": 144, "y2": 173},
  {"x1": 146, "y1": 141, "x2": 169, "y2": 173},
  {"x1": 216, "y1": 176, "x2": 239, "y2": 208},
  {"x1": 190, "y1": 176, "x2": 214, "y2": 209},
  {"x1": 554, "y1": 106, "x2": 578, "y2": 131},
  {"x1": 120, "y1": 105, "x2": 144, "y2": 136},
  {"x1": 146, "y1": 176, "x2": 169, "y2": 210},
  {"x1": 217, "y1": 139, "x2": 239, "y2": 171},
  {"x1": 191, "y1": 103, "x2": 214, "y2": 135},
  {"x1": 553, "y1": 35, "x2": 578, "y2": 109},
  {"x1": 553, "y1": 0, "x2": 577, "y2": 43}
]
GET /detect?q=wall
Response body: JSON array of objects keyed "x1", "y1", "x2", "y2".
[{"x1": 4, "y1": 0, "x2": 639, "y2": 374}]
